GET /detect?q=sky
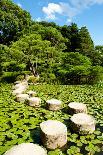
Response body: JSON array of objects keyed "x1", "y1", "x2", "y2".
[{"x1": 13, "y1": 0, "x2": 103, "y2": 45}]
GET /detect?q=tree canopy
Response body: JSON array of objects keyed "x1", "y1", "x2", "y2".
[
  {"x1": 0, "y1": 0, "x2": 103, "y2": 84},
  {"x1": 0, "y1": 0, "x2": 31, "y2": 45}
]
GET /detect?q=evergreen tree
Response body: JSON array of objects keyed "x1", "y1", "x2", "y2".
[
  {"x1": 61, "y1": 23, "x2": 79, "y2": 52},
  {"x1": 78, "y1": 26, "x2": 94, "y2": 56}
]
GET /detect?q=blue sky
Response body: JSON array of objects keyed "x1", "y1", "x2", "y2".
[{"x1": 13, "y1": 0, "x2": 103, "y2": 45}]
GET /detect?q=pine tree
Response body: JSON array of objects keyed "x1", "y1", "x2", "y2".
[{"x1": 78, "y1": 26, "x2": 94, "y2": 56}]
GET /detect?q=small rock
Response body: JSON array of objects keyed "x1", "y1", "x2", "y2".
[
  {"x1": 12, "y1": 88, "x2": 25, "y2": 96},
  {"x1": 27, "y1": 97, "x2": 41, "y2": 107},
  {"x1": 13, "y1": 81, "x2": 28, "y2": 90},
  {"x1": 4, "y1": 143, "x2": 47, "y2": 155},
  {"x1": 16, "y1": 94, "x2": 29, "y2": 103}
]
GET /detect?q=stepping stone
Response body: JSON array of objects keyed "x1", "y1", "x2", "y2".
[
  {"x1": 13, "y1": 81, "x2": 28, "y2": 90},
  {"x1": 46, "y1": 99, "x2": 62, "y2": 111},
  {"x1": 12, "y1": 88, "x2": 25, "y2": 96},
  {"x1": 40, "y1": 120, "x2": 67, "y2": 150},
  {"x1": 27, "y1": 90, "x2": 37, "y2": 97},
  {"x1": 13, "y1": 86, "x2": 27, "y2": 95},
  {"x1": 16, "y1": 94, "x2": 29, "y2": 103},
  {"x1": 68, "y1": 102, "x2": 87, "y2": 114},
  {"x1": 13, "y1": 84, "x2": 27, "y2": 90},
  {"x1": 27, "y1": 97, "x2": 41, "y2": 107},
  {"x1": 12, "y1": 83, "x2": 22, "y2": 90},
  {"x1": 4, "y1": 143, "x2": 47, "y2": 155},
  {"x1": 70, "y1": 113, "x2": 95, "y2": 134}
]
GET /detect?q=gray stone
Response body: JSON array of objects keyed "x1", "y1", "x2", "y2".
[
  {"x1": 27, "y1": 97, "x2": 41, "y2": 107},
  {"x1": 70, "y1": 113, "x2": 95, "y2": 134},
  {"x1": 46, "y1": 99, "x2": 62, "y2": 111},
  {"x1": 68, "y1": 102, "x2": 87, "y2": 114},
  {"x1": 40, "y1": 120, "x2": 67, "y2": 150},
  {"x1": 4, "y1": 143, "x2": 47, "y2": 155},
  {"x1": 16, "y1": 94, "x2": 29, "y2": 103}
]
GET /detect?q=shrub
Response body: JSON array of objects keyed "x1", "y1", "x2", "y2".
[
  {"x1": 1, "y1": 72, "x2": 19, "y2": 83},
  {"x1": 28, "y1": 75, "x2": 39, "y2": 83},
  {"x1": 16, "y1": 75, "x2": 25, "y2": 81}
]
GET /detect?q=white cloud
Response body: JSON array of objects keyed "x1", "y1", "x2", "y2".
[
  {"x1": 42, "y1": 3, "x2": 63, "y2": 20},
  {"x1": 17, "y1": 3, "x2": 22, "y2": 8},
  {"x1": 42, "y1": 0, "x2": 103, "y2": 22},
  {"x1": 70, "y1": 0, "x2": 103, "y2": 9},
  {"x1": 66, "y1": 18, "x2": 72, "y2": 23},
  {"x1": 35, "y1": 17, "x2": 42, "y2": 22}
]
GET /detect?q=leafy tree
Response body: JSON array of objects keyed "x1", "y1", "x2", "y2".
[
  {"x1": 39, "y1": 26, "x2": 67, "y2": 51},
  {"x1": 10, "y1": 34, "x2": 58, "y2": 76},
  {"x1": 60, "y1": 25, "x2": 71, "y2": 51},
  {"x1": 39, "y1": 21, "x2": 60, "y2": 29},
  {"x1": 89, "y1": 66, "x2": 103, "y2": 84},
  {"x1": 94, "y1": 46, "x2": 103, "y2": 66},
  {"x1": 78, "y1": 26, "x2": 94, "y2": 55},
  {"x1": 61, "y1": 23, "x2": 79, "y2": 52},
  {"x1": 0, "y1": 44, "x2": 10, "y2": 74},
  {"x1": 0, "y1": 0, "x2": 31, "y2": 45},
  {"x1": 56, "y1": 52, "x2": 92, "y2": 84}
]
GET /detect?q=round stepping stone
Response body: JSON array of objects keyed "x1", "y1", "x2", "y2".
[
  {"x1": 16, "y1": 94, "x2": 29, "y2": 102},
  {"x1": 68, "y1": 102, "x2": 87, "y2": 114},
  {"x1": 27, "y1": 97, "x2": 41, "y2": 107},
  {"x1": 12, "y1": 83, "x2": 22, "y2": 90},
  {"x1": 40, "y1": 120, "x2": 67, "y2": 150},
  {"x1": 12, "y1": 88, "x2": 25, "y2": 96},
  {"x1": 4, "y1": 143, "x2": 47, "y2": 155},
  {"x1": 27, "y1": 90, "x2": 37, "y2": 97},
  {"x1": 70, "y1": 113, "x2": 95, "y2": 134},
  {"x1": 13, "y1": 81, "x2": 28, "y2": 90},
  {"x1": 46, "y1": 99, "x2": 62, "y2": 111}
]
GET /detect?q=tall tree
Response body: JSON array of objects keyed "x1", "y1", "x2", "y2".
[
  {"x1": 9, "y1": 34, "x2": 59, "y2": 76},
  {"x1": 39, "y1": 26, "x2": 67, "y2": 51},
  {"x1": 61, "y1": 23, "x2": 79, "y2": 52},
  {"x1": 78, "y1": 26, "x2": 94, "y2": 55},
  {"x1": 0, "y1": 0, "x2": 31, "y2": 45},
  {"x1": 56, "y1": 52, "x2": 92, "y2": 84}
]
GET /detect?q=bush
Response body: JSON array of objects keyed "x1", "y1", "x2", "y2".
[
  {"x1": 28, "y1": 75, "x2": 39, "y2": 83},
  {"x1": 16, "y1": 75, "x2": 25, "y2": 81},
  {"x1": 88, "y1": 66, "x2": 103, "y2": 84},
  {"x1": 1, "y1": 72, "x2": 19, "y2": 83}
]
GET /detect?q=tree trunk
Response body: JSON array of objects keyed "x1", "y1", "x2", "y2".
[{"x1": 28, "y1": 60, "x2": 36, "y2": 76}]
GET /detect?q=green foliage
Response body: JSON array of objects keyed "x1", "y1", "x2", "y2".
[
  {"x1": 0, "y1": 0, "x2": 31, "y2": 45},
  {"x1": 39, "y1": 26, "x2": 67, "y2": 51},
  {"x1": 77, "y1": 27, "x2": 94, "y2": 55},
  {"x1": 61, "y1": 23, "x2": 79, "y2": 52},
  {"x1": 1, "y1": 71, "x2": 19, "y2": 82},
  {"x1": 67, "y1": 146, "x2": 81, "y2": 155},
  {"x1": 89, "y1": 66, "x2": 103, "y2": 84},
  {"x1": 28, "y1": 75, "x2": 39, "y2": 83},
  {"x1": 16, "y1": 74, "x2": 25, "y2": 81},
  {"x1": 0, "y1": 83, "x2": 103, "y2": 155},
  {"x1": 56, "y1": 52, "x2": 92, "y2": 84},
  {"x1": 48, "y1": 149, "x2": 64, "y2": 155}
]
